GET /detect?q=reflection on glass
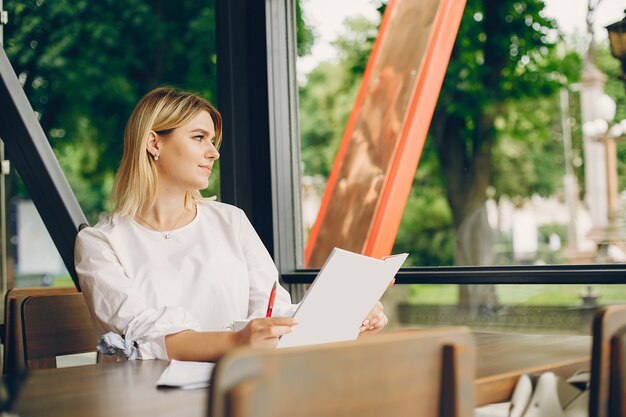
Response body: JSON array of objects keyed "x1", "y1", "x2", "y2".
[
  {"x1": 383, "y1": 284, "x2": 626, "y2": 335},
  {"x1": 298, "y1": 1, "x2": 626, "y2": 270},
  {"x1": 297, "y1": 0, "x2": 626, "y2": 333},
  {"x1": 305, "y1": 0, "x2": 440, "y2": 267},
  {"x1": 5, "y1": 178, "x2": 73, "y2": 289}
]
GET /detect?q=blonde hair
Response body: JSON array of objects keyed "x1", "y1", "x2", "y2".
[{"x1": 112, "y1": 87, "x2": 222, "y2": 217}]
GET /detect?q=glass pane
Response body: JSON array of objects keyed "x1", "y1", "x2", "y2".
[
  {"x1": 382, "y1": 283, "x2": 626, "y2": 336},
  {"x1": 2, "y1": 1, "x2": 219, "y2": 291},
  {"x1": 5, "y1": 176, "x2": 71, "y2": 289},
  {"x1": 297, "y1": 0, "x2": 626, "y2": 269}
]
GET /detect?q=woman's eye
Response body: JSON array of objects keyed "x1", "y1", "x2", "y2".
[{"x1": 194, "y1": 136, "x2": 204, "y2": 142}]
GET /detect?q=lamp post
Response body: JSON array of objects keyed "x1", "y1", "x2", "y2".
[
  {"x1": 583, "y1": 94, "x2": 626, "y2": 261},
  {"x1": 606, "y1": 10, "x2": 626, "y2": 88}
]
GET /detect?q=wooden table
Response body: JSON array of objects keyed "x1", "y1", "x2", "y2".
[
  {"x1": 14, "y1": 360, "x2": 207, "y2": 417},
  {"x1": 474, "y1": 332, "x2": 591, "y2": 406},
  {"x1": 12, "y1": 332, "x2": 591, "y2": 416}
]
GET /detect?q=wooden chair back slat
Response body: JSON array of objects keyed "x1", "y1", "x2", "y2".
[
  {"x1": 210, "y1": 327, "x2": 475, "y2": 417},
  {"x1": 3, "y1": 286, "x2": 76, "y2": 374},
  {"x1": 21, "y1": 293, "x2": 97, "y2": 370},
  {"x1": 609, "y1": 330, "x2": 626, "y2": 417},
  {"x1": 590, "y1": 305, "x2": 626, "y2": 417}
]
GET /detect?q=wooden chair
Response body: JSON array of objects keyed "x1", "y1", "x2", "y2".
[
  {"x1": 20, "y1": 293, "x2": 97, "y2": 370},
  {"x1": 590, "y1": 305, "x2": 626, "y2": 417},
  {"x1": 3, "y1": 286, "x2": 77, "y2": 374},
  {"x1": 210, "y1": 327, "x2": 476, "y2": 417}
]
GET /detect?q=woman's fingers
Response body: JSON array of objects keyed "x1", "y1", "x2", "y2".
[
  {"x1": 370, "y1": 312, "x2": 388, "y2": 329},
  {"x1": 360, "y1": 312, "x2": 388, "y2": 334},
  {"x1": 360, "y1": 302, "x2": 386, "y2": 332},
  {"x1": 242, "y1": 317, "x2": 298, "y2": 347},
  {"x1": 358, "y1": 279, "x2": 394, "y2": 332},
  {"x1": 363, "y1": 302, "x2": 383, "y2": 323}
]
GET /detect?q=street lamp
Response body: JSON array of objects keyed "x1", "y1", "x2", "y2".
[
  {"x1": 583, "y1": 93, "x2": 626, "y2": 261},
  {"x1": 606, "y1": 10, "x2": 626, "y2": 87}
]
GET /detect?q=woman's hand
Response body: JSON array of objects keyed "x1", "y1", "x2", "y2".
[
  {"x1": 235, "y1": 317, "x2": 298, "y2": 348},
  {"x1": 359, "y1": 301, "x2": 388, "y2": 334},
  {"x1": 359, "y1": 277, "x2": 394, "y2": 335}
]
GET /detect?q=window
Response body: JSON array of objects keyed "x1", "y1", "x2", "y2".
[
  {"x1": 2, "y1": 0, "x2": 220, "y2": 290},
  {"x1": 292, "y1": 0, "x2": 626, "y2": 333}
]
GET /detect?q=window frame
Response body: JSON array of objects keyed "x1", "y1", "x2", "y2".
[{"x1": 217, "y1": 0, "x2": 626, "y2": 287}]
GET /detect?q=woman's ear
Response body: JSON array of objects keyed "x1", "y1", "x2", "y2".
[{"x1": 146, "y1": 131, "x2": 160, "y2": 158}]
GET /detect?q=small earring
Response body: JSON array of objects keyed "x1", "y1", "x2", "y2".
[{"x1": 153, "y1": 153, "x2": 159, "y2": 161}]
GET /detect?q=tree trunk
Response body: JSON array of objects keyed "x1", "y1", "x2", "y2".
[
  {"x1": 428, "y1": 0, "x2": 513, "y2": 315},
  {"x1": 431, "y1": 107, "x2": 499, "y2": 315},
  {"x1": 455, "y1": 204, "x2": 498, "y2": 315}
]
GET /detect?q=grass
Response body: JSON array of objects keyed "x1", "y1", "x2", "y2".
[
  {"x1": 408, "y1": 284, "x2": 626, "y2": 306},
  {"x1": 52, "y1": 276, "x2": 75, "y2": 287}
]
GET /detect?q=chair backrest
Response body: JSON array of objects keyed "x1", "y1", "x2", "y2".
[
  {"x1": 590, "y1": 305, "x2": 626, "y2": 417},
  {"x1": 3, "y1": 286, "x2": 77, "y2": 374},
  {"x1": 21, "y1": 293, "x2": 97, "y2": 370},
  {"x1": 210, "y1": 327, "x2": 475, "y2": 417},
  {"x1": 610, "y1": 330, "x2": 626, "y2": 417}
]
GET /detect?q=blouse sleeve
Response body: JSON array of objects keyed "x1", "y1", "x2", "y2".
[
  {"x1": 237, "y1": 209, "x2": 297, "y2": 318},
  {"x1": 74, "y1": 227, "x2": 201, "y2": 360}
]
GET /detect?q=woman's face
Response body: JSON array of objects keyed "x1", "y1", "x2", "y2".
[{"x1": 151, "y1": 110, "x2": 220, "y2": 193}]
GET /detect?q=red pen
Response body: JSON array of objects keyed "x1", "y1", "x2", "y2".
[{"x1": 265, "y1": 281, "x2": 277, "y2": 317}]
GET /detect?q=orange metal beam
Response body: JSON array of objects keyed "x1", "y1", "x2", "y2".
[
  {"x1": 304, "y1": 0, "x2": 466, "y2": 267},
  {"x1": 364, "y1": 0, "x2": 467, "y2": 258}
]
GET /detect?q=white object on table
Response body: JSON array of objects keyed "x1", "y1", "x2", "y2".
[{"x1": 156, "y1": 360, "x2": 215, "y2": 390}]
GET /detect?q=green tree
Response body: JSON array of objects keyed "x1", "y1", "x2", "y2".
[
  {"x1": 593, "y1": 41, "x2": 626, "y2": 190},
  {"x1": 429, "y1": 0, "x2": 582, "y2": 310},
  {"x1": 5, "y1": 0, "x2": 220, "y2": 220},
  {"x1": 298, "y1": 1, "x2": 587, "y2": 310},
  {"x1": 299, "y1": 16, "x2": 377, "y2": 178},
  {"x1": 4, "y1": 0, "x2": 315, "y2": 222}
]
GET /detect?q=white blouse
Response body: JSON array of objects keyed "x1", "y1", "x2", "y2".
[{"x1": 74, "y1": 199, "x2": 295, "y2": 360}]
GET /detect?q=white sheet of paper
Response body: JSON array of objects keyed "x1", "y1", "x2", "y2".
[
  {"x1": 156, "y1": 360, "x2": 215, "y2": 389},
  {"x1": 277, "y1": 248, "x2": 408, "y2": 348}
]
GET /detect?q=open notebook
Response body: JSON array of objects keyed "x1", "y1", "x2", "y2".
[
  {"x1": 156, "y1": 360, "x2": 215, "y2": 389},
  {"x1": 278, "y1": 248, "x2": 408, "y2": 348}
]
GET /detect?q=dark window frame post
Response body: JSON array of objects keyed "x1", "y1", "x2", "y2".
[
  {"x1": 216, "y1": 0, "x2": 303, "y2": 281},
  {"x1": 0, "y1": 47, "x2": 88, "y2": 290}
]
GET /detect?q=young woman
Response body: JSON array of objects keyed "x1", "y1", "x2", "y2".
[{"x1": 75, "y1": 87, "x2": 387, "y2": 362}]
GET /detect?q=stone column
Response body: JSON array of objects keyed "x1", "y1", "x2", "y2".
[{"x1": 580, "y1": 62, "x2": 609, "y2": 232}]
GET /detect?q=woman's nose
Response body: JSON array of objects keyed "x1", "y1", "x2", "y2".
[{"x1": 206, "y1": 145, "x2": 220, "y2": 160}]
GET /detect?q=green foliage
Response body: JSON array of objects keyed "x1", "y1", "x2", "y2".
[
  {"x1": 299, "y1": 62, "x2": 360, "y2": 176},
  {"x1": 4, "y1": 0, "x2": 219, "y2": 220},
  {"x1": 5, "y1": 0, "x2": 314, "y2": 221},
  {"x1": 296, "y1": 1, "x2": 315, "y2": 57},
  {"x1": 594, "y1": 40, "x2": 626, "y2": 191},
  {"x1": 393, "y1": 187, "x2": 456, "y2": 267},
  {"x1": 595, "y1": 40, "x2": 626, "y2": 122},
  {"x1": 443, "y1": 0, "x2": 576, "y2": 109},
  {"x1": 298, "y1": 16, "x2": 378, "y2": 177},
  {"x1": 297, "y1": 1, "x2": 597, "y2": 269},
  {"x1": 331, "y1": 15, "x2": 378, "y2": 76},
  {"x1": 393, "y1": 132, "x2": 456, "y2": 266},
  {"x1": 492, "y1": 88, "x2": 581, "y2": 200},
  {"x1": 434, "y1": 0, "x2": 582, "y2": 182}
]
